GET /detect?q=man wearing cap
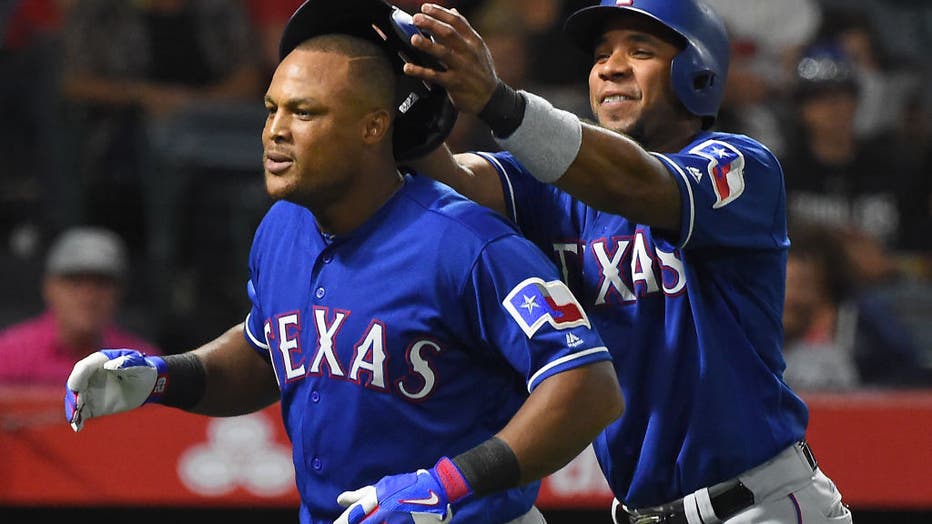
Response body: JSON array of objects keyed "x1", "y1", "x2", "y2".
[
  {"x1": 0, "y1": 227, "x2": 160, "y2": 385},
  {"x1": 783, "y1": 42, "x2": 911, "y2": 250}
]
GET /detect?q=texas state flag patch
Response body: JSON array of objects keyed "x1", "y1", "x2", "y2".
[
  {"x1": 503, "y1": 277, "x2": 590, "y2": 338},
  {"x1": 690, "y1": 139, "x2": 746, "y2": 209}
]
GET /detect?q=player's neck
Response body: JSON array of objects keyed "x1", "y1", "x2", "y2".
[
  {"x1": 315, "y1": 165, "x2": 404, "y2": 236},
  {"x1": 643, "y1": 120, "x2": 703, "y2": 153}
]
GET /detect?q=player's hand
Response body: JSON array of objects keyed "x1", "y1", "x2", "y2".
[
  {"x1": 334, "y1": 457, "x2": 472, "y2": 524},
  {"x1": 405, "y1": 3, "x2": 499, "y2": 115},
  {"x1": 64, "y1": 349, "x2": 167, "y2": 432}
]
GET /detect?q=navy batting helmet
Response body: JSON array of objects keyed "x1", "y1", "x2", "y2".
[
  {"x1": 564, "y1": 0, "x2": 730, "y2": 127},
  {"x1": 279, "y1": 0, "x2": 457, "y2": 161}
]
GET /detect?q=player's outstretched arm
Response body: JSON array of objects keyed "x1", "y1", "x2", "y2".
[
  {"x1": 184, "y1": 323, "x2": 280, "y2": 417},
  {"x1": 65, "y1": 323, "x2": 279, "y2": 431},
  {"x1": 406, "y1": 144, "x2": 507, "y2": 216},
  {"x1": 334, "y1": 361, "x2": 623, "y2": 524},
  {"x1": 406, "y1": 4, "x2": 681, "y2": 231}
]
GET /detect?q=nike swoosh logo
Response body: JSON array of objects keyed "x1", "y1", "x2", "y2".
[{"x1": 400, "y1": 490, "x2": 440, "y2": 506}]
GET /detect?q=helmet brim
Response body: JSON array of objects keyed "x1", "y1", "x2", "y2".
[{"x1": 563, "y1": 5, "x2": 685, "y2": 54}]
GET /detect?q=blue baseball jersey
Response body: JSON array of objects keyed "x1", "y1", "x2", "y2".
[
  {"x1": 477, "y1": 131, "x2": 808, "y2": 508},
  {"x1": 242, "y1": 174, "x2": 611, "y2": 523}
]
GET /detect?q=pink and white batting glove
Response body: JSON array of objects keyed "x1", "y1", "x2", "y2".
[
  {"x1": 334, "y1": 457, "x2": 473, "y2": 524},
  {"x1": 64, "y1": 349, "x2": 168, "y2": 431}
]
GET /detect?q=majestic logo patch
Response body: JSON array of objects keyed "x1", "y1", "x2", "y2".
[
  {"x1": 616, "y1": 0, "x2": 634, "y2": 6},
  {"x1": 504, "y1": 277, "x2": 590, "y2": 338},
  {"x1": 687, "y1": 166, "x2": 703, "y2": 183},
  {"x1": 565, "y1": 332, "x2": 584, "y2": 348},
  {"x1": 690, "y1": 139, "x2": 746, "y2": 208}
]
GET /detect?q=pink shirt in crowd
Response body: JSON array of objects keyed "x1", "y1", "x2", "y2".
[{"x1": 0, "y1": 311, "x2": 161, "y2": 386}]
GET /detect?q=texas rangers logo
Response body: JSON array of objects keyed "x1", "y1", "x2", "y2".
[
  {"x1": 690, "y1": 139, "x2": 746, "y2": 209},
  {"x1": 504, "y1": 277, "x2": 590, "y2": 338}
]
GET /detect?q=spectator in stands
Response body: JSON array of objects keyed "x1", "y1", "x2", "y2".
[
  {"x1": 811, "y1": 7, "x2": 932, "y2": 254},
  {"x1": 783, "y1": 223, "x2": 861, "y2": 391},
  {"x1": 441, "y1": 0, "x2": 591, "y2": 154},
  {"x1": 835, "y1": 225, "x2": 932, "y2": 384},
  {"x1": 706, "y1": 0, "x2": 822, "y2": 157},
  {"x1": 903, "y1": 145, "x2": 932, "y2": 253},
  {"x1": 781, "y1": 42, "x2": 917, "y2": 250},
  {"x1": 0, "y1": 0, "x2": 68, "y2": 236},
  {"x1": 0, "y1": 227, "x2": 160, "y2": 385},
  {"x1": 817, "y1": 0, "x2": 932, "y2": 132},
  {"x1": 813, "y1": 7, "x2": 923, "y2": 143},
  {"x1": 783, "y1": 222, "x2": 928, "y2": 390},
  {"x1": 58, "y1": 0, "x2": 265, "y2": 255},
  {"x1": 59, "y1": 0, "x2": 269, "y2": 349}
]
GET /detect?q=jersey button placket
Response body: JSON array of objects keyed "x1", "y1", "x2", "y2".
[
  {"x1": 311, "y1": 457, "x2": 322, "y2": 471},
  {"x1": 313, "y1": 248, "x2": 332, "y2": 301}
]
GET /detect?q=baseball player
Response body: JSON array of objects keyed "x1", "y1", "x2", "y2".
[
  {"x1": 402, "y1": 1, "x2": 853, "y2": 523},
  {"x1": 62, "y1": 1, "x2": 623, "y2": 524}
]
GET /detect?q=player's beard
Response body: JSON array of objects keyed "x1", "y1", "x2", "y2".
[
  {"x1": 599, "y1": 101, "x2": 693, "y2": 151},
  {"x1": 621, "y1": 120, "x2": 646, "y2": 146},
  {"x1": 593, "y1": 99, "x2": 649, "y2": 145},
  {"x1": 597, "y1": 116, "x2": 646, "y2": 147},
  {"x1": 264, "y1": 170, "x2": 296, "y2": 202},
  {"x1": 264, "y1": 168, "x2": 320, "y2": 207}
]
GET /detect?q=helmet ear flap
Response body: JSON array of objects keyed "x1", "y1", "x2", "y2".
[
  {"x1": 392, "y1": 75, "x2": 458, "y2": 161},
  {"x1": 668, "y1": 32, "x2": 726, "y2": 127},
  {"x1": 692, "y1": 70, "x2": 716, "y2": 91}
]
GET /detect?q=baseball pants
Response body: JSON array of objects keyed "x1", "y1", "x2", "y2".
[
  {"x1": 508, "y1": 506, "x2": 547, "y2": 524},
  {"x1": 613, "y1": 442, "x2": 853, "y2": 523}
]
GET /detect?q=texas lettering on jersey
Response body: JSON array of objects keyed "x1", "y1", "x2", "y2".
[
  {"x1": 551, "y1": 229, "x2": 687, "y2": 306},
  {"x1": 261, "y1": 307, "x2": 443, "y2": 402}
]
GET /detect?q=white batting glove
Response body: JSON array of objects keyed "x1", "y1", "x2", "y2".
[{"x1": 64, "y1": 349, "x2": 167, "y2": 432}]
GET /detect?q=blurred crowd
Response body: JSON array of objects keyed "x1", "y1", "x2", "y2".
[{"x1": 1, "y1": 0, "x2": 930, "y2": 390}]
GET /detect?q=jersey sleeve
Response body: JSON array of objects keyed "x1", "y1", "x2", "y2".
[
  {"x1": 463, "y1": 235, "x2": 611, "y2": 392},
  {"x1": 653, "y1": 135, "x2": 790, "y2": 251},
  {"x1": 472, "y1": 151, "x2": 569, "y2": 247},
  {"x1": 244, "y1": 280, "x2": 269, "y2": 354},
  {"x1": 243, "y1": 219, "x2": 270, "y2": 357}
]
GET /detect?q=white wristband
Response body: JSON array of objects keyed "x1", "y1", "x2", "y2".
[{"x1": 494, "y1": 91, "x2": 583, "y2": 183}]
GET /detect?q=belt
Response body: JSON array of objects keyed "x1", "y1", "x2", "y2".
[
  {"x1": 616, "y1": 442, "x2": 818, "y2": 524},
  {"x1": 799, "y1": 440, "x2": 818, "y2": 471}
]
